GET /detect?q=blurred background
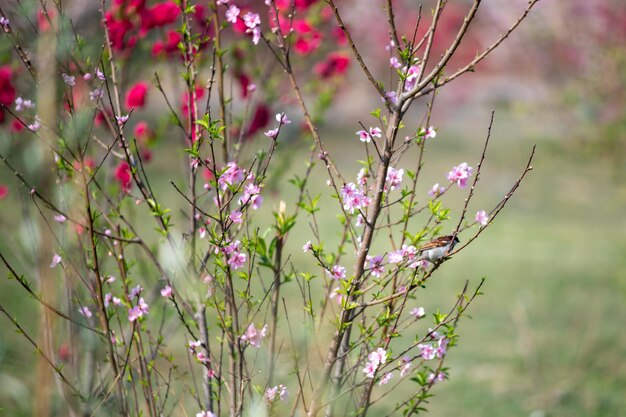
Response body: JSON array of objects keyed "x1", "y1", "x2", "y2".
[{"x1": 1, "y1": 0, "x2": 625, "y2": 416}]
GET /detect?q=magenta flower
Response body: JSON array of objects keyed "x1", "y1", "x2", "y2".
[
  {"x1": 447, "y1": 162, "x2": 473, "y2": 188},
  {"x1": 400, "y1": 357, "x2": 412, "y2": 377},
  {"x1": 418, "y1": 343, "x2": 437, "y2": 360},
  {"x1": 383, "y1": 91, "x2": 398, "y2": 105},
  {"x1": 385, "y1": 167, "x2": 404, "y2": 191},
  {"x1": 238, "y1": 183, "x2": 263, "y2": 210},
  {"x1": 422, "y1": 126, "x2": 437, "y2": 139},
  {"x1": 330, "y1": 265, "x2": 346, "y2": 280},
  {"x1": 379, "y1": 372, "x2": 393, "y2": 386},
  {"x1": 225, "y1": 5, "x2": 240, "y2": 23},
  {"x1": 241, "y1": 323, "x2": 268, "y2": 348},
  {"x1": 243, "y1": 12, "x2": 260, "y2": 29},
  {"x1": 362, "y1": 361, "x2": 377, "y2": 379},
  {"x1": 275, "y1": 112, "x2": 291, "y2": 125},
  {"x1": 356, "y1": 129, "x2": 370, "y2": 143},
  {"x1": 160, "y1": 285, "x2": 172, "y2": 298},
  {"x1": 369, "y1": 127, "x2": 382, "y2": 138},
  {"x1": 389, "y1": 57, "x2": 401, "y2": 69},
  {"x1": 341, "y1": 182, "x2": 371, "y2": 213},
  {"x1": 50, "y1": 253, "x2": 62, "y2": 268},
  {"x1": 78, "y1": 306, "x2": 92, "y2": 318},
  {"x1": 475, "y1": 210, "x2": 489, "y2": 226},
  {"x1": 130, "y1": 285, "x2": 143, "y2": 298},
  {"x1": 410, "y1": 307, "x2": 425, "y2": 319},
  {"x1": 218, "y1": 162, "x2": 244, "y2": 190},
  {"x1": 367, "y1": 255, "x2": 385, "y2": 278},
  {"x1": 265, "y1": 384, "x2": 288, "y2": 402},
  {"x1": 302, "y1": 241, "x2": 312, "y2": 253},
  {"x1": 427, "y1": 372, "x2": 445, "y2": 384},
  {"x1": 428, "y1": 183, "x2": 445, "y2": 197},
  {"x1": 229, "y1": 210, "x2": 243, "y2": 224},
  {"x1": 404, "y1": 65, "x2": 421, "y2": 91},
  {"x1": 264, "y1": 128, "x2": 279, "y2": 138}
]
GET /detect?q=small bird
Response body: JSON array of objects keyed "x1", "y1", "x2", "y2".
[{"x1": 418, "y1": 235, "x2": 460, "y2": 262}]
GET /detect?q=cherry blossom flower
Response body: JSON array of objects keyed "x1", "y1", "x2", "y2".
[
  {"x1": 420, "y1": 126, "x2": 436, "y2": 139},
  {"x1": 302, "y1": 241, "x2": 312, "y2": 252},
  {"x1": 264, "y1": 128, "x2": 279, "y2": 138},
  {"x1": 275, "y1": 112, "x2": 291, "y2": 125},
  {"x1": 27, "y1": 116, "x2": 41, "y2": 132},
  {"x1": 475, "y1": 210, "x2": 489, "y2": 226},
  {"x1": 341, "y1": 182, "x2": 371, "y2": 214},
  {"x1": 128, "y1": 298, "x2": 149, "y2": 322},
  {"x1": 229, "y1": 211, "x2": 243, "y2": 223},
  {"x1": 125, "y1": 82, "x2": 149, "y2": 108},
  {"x1": 369, "y1": 127, "x2": 382, "y2": 138},
  {"x1": 390, "y1": 57, "x2": 401, "y2": 69},
  {"x1": 400, "y1": 357, "x2": 412, "y2": 377},
  {"x1": 241, "y1": 323, "x2": 268, "y2": 348},
  {"x1": 418, "y1": 343, "x2": 436, "y2": 360},
  {"x1": 368, "y1": 348, "x2": 388, "y2": 366},
  {"x1": 54, "y1": 214, "x2": 66, "y2": 223},
  {"x1": 329, "y1": 288, "x2": 343, "y2": 305},
  {"x1": 89, "y1": 88, "x2": 104, "y2": 101},
  {"x1": 189, "y1": 340, "x2": 202, "y2": 350},
  {"x1": 379, "y1": 372, "x2": 393, "y2": 386},
  {"x1": 356, "y1": 168, "x2": 369, "y2": 187},
  {"x1": 96, "y1": 68, "x2": 105, "y2": 80},
  {"x1": 404, "y1": 65, "x2": 421, "y2": 91},
  {"x1": 14, "y1": 97, "x2": 34, "y2": 112},
  {"x1": 78, "y1": 306, "x2": 92, "y2": 318},
  {"x1": 428, "y1": 183, "x2": 445, "y2": 196},
  {"x1": 362, "y1": 361, "x2": 377, "y2": 378},
  {"x1": 383, "y1": 91, "x2": 398, "y2": 105},
  {"x1": 447, "y1": 162, "x2": 473, "y2": 188},
  {"x1": 225, "y1": 5, "x2": 240, "y2": 23},
  {"x1": 160, "y1": 285, "x2": 172, "y2": 297},
  {"x1": 265, "y1": 384, "x2": 288, "y2": 402},
  {"x1": 218, "y1": 162, "x2": 244, "y2": 190},
  {"x1": 130, "y1": 285, "x2": 143, "y2": 298},
  {"x1": 367, "y1": 255, "x2": 385, "y2": 277},
  {"x1": 238, "y1": 183, "x2": 263, "y2": 210},
  {"x1": 330, "y1": 265, "x2": 346, "y2": 280},
  {"x1": 356, "y1": 129, "x2": 370, "y2": 143},
  {"x1": 50, "y1": 253, "x2": 62, "y2": 268},
  {"x1": 116, "y1": 114, "x2": 129, "y2": 125},
  {"x1": 410, "y1": 307, "x2": 425, "y2": 319},
  {"x1": 427, "y1": 372, "x2": 445, "y2": 384},
  {"x1": 385, "y1": 167, "x2": 404, "y2": 191},
  {"x1": 62, "y1": 73, "x2": 76, "y2": 86},
  {"x1": 0, "y1": 17, "x2": 9, "y2": 30}
]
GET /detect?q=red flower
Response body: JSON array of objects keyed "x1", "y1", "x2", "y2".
[
  {"x1": 126, "y1": 82, "x2": 149, "y2": 108},
  {"x1": 246, "y1": 104, "x2": 270, "y2": 139},
  {"x1": 314, "y1": 53, "x2": 350, "y2": 79},
  {"x1": 153, "y1": 30, "x2": 182, "y2": 56},
  {"x1": 0, "y1": 185, "x2": 8, "y2": 200},
  {"x1": 141, "y1": 1, "x2": 180, "y2": 32},
  {"x1": 236, "y1": 73, "x2": 251, "y2": 98},
  {"x1": 291, "y1": 19, "x2": 322, "y2": 55},
  {"x1": 133, "y1": 121, "x2": 153, "y2": 142},
  {"x1": 114, "y1": 161, "x2": 132, "y2": 192},
  {"x1": 0, "y1": 66, "x2": 16, "y2": 107}
]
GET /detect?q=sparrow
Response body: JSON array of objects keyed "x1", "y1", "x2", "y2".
[{"x1": 418, "y1": 235, "x2": 460, "y2": 262}]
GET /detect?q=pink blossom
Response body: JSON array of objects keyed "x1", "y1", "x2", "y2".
[
  {"x1": 243, "y1": 12, "x2": 260, "y2": 29},
  {"x1": 275, "y1": 112, "x2": 291, "y2": 125},
  {"x1": 28, "y1": 116, "x2": 41, "y2": 132},
  {"x1": 62, "y1": 73, "x2": 75, "y2": 86},
  {"x1": 250, "y1": 26, "x2": 261, "y2": 45},
  {"x1": 50, "y1": 253, "x2": 62, "y2": 268},
  {"x1": 53, "y1": 214, "x2": 66, "y2": 223},
  {"x1": 189, "y1": 340, "x2": 202, "y2": 349},
  {"x1": 436, "y1": 337, "x2": 448, "y2": 358},
  {"x1": 218, "y1": 162, "x2": 244, "y2": 190},
  {"x1": 160, "y1": 285, "x2": 172, "y2": 298},
  {"x1": 400, "y1": 357, "x2": 412, "y2": 377},
  {"x1": 428, "y1": 183, "x2": 445, "y2": 196},
  {"x1": 238, "y1": 183, "x2": 263, "y2": 210},
  {"x1": 418, "y1": 343, "x2": 436, "y2": 360},
  {"x1": 410, "y1": 307, "x2": 425, "y2": 319},
  {"x1": 115, "y1": 114, "x2": 129, "y2": 125},
  {"x1": 198, "y1": 227, "x2": 207, "y2": 239},
  {"x1": 362, "y1": 361, "x2": 377, "y2": 379},
  {"x1": 421, "y1": 126, "x2": 436, "y2": 139},
  {"x1": 385, "y1": 167, "x2": 404, "y2": 191},
  {"x1": 379, "y1": 372, "x2": 393, "y2": 386},
  {"x1": 368, "y1": 348, "x2": 388, "y2": 366},
  {"x1": 475, "y1": 210, "x2": 489, "y2": 226},
  {"x1": 266, "y1": 384, "x2": 288, "y2": 402},
  {"x1": 227, "y1": 251, "x2": 247, "y2": 269},
  {"x1": 404, "y1": 65, "x2": 421, "y2": 91},
  {"x1": 329, "y1": 288, "x2": 343, "y2": 305},
  {"x1": 390, "y1": 57, "x2": 401, "y2": 69},
  {"x1": 229, "y1": 210, "x2": 243, "y2": 223},
  {"x1": 196, "y1": 411, "x2": 216, "y2": 417},
  {"x1": 447, "y1": 162, "x2": 473, "y2": 188},
  {"x1": 330, "y1": 265, "x2": 346, "y2": 280},
  {"x1": 302, "y1": 241, "x2": 312, "y2": 252},
  {"x1": 241, "y1": 323, "x2": 268, "y2": 348},
  {"x1": 78, "y1": 306, "x2": 92, "y2": 318},
  {"x1": 225, "y1": 5, "x2": 240, "y2": 23},
  {"x1": 128, "y1": 297, "x2": 149, "y2": 322},
  {"x1": 367, "y1": 255, "x2": 385, "y2": 278},
  {"x1": 356, "y1": 129, "x2": 370, "y2": 143},
  {"x1": 341, "y1": 182, "x2": 371, "y2": 214},
  {"x1": 383, "y1": 91, "x2": 398, "y2": 105},
  {"x1": 427, "y1": 372, "x2": 445, "y2": 384},
  {"x1": 130, "y1": 285, "x2": 143, "y2": 298},
  {"x1": 196, "y1": 351, "x2": 209, "y2": 363},
  {"x1": 369, "y1": 127, "x2": 382, "y2": 138},
  {"x1": 356, "y1": 168, "x2": 369, "y2": 187},
  {"x1": 264, "y1": 128, "x2": 279, "y2": 138}
]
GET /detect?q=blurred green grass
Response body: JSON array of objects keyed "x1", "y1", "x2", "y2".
[{"x1": 1, "y1": 108, "x2": 625, "y2": 416}]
